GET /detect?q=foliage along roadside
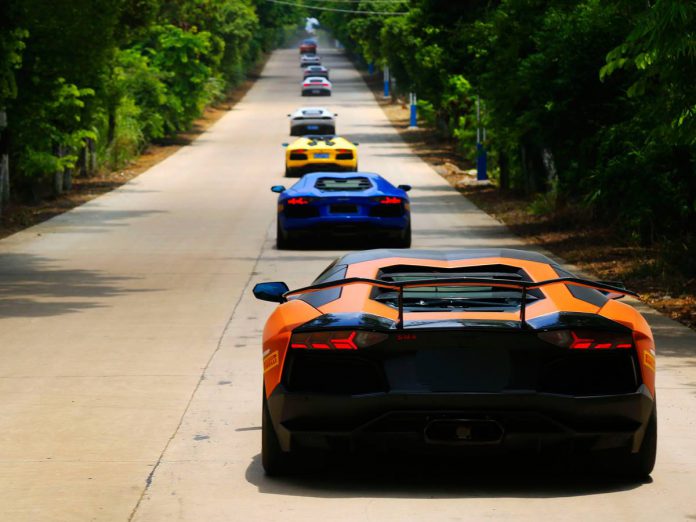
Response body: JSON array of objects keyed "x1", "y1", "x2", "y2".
[
  {"x1": 0, "y1": 0, "x2": 302, "y2": 203},
  {"x1": 320, "y1": 0, "x2": 696, "y2": 277}
]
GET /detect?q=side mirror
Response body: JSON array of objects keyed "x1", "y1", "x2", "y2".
[
  {"x1": 287, "y1": 114, "x2": 291, "y2": 117},
  {"x1": 253, "y1": 282, "x2": 289, "y2": 303},
  {"x1": 282, "y1": 143, "x2": 289, "y2": 148},
  {"x1": 398, "y1": 184, "x2": 412, "y2": 192},
  {"x1": 334, "y1": 113, "x2": 338, "y2": 116},
  {"x1": 271, "y1": 185, "x2": 286, "y2": 193},
  {"x1": 353, "y1": 142, "x2": 359, "y2": 146}
]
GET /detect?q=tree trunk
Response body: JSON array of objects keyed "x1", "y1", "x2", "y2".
[
  {"x1": 0, "y1": 155, "x2": 8, "y2": 215},
  {"x1": 63, "y1": 167, "x2": 72, "y2": 192},
  {"x1": 53, "y1": 145, "x2": 64, "y2": 197},
  {"x1": 498, "y1": 150, "x2": 510, "y2": 192}
]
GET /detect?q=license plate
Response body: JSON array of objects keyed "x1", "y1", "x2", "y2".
[
  {"x1": 311, "y1": 89, "x2": 321, "y2": 94},
  {"x1": 314, "y1": 153, "x2": 329, "y2": 159},
  {"x1": 307, "y1": 125, "x2": 319, "y2": 130}
]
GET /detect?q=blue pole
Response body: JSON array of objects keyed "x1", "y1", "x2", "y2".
[
  {"x1": 476, "y1": 143, "x2": 488, "y2": 181},
  {"x1": 476, "y1": 96, "x2": 488, "y2": 181},
  {"x1": 383, "y1": 65, "x2": 390, "y2": 98},
  {"x1": 368, "y1": 63, "x2": 374, "y2": 75},
  {"x1": 409, "y1": 92, "x2": 417, "y2": 128}
]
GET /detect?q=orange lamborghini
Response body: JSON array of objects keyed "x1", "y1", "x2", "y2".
[{"x1": 253, "y1": 249, "x2": 657, "y2": 477}]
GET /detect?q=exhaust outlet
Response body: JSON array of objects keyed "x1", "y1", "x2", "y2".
[{"x1": 424, "y1": 418, "x2": 504, "y2": 445}]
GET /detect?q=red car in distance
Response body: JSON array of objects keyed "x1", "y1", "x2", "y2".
[{"x1": 300, "y1": 39, "x2": 317, "y2": 54}]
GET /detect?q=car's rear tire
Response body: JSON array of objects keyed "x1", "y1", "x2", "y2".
[
  {"x1": 623, "y1": 406, "x2": 657, "y2": 480},
  {"x1": 394, "y1": 224, "x2": 412, "y2": 248},
  {"x1": 600, "y1": 406, "x2": 657, "y2": 481},
  {"x1": 262, "y1": 387, "x2": 294, "y2": 476},
  {"x1": 276, "y1": 221, "x2": 292, "y2": 250}
]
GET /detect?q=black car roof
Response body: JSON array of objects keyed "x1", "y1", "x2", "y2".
[{"x1": 336, "y1": 248, "x2": 560, "y2": 267}]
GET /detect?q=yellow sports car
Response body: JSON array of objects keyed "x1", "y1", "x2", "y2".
[{"x1": 283, "y1": 135, "x2": 358, "y2": 177}]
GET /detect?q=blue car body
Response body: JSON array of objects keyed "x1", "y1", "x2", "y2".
[{"x1": 275, "y1": 172, "x2": 411, "y2": 248}]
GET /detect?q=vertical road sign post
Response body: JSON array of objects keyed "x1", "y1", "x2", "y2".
[
  {"x1": 383, "y1": 65, "x2": 390, "y2": 98},
  {"x1": 0, "y1": 109, "x2": 8, "y2": 213},
  {"x1": 409, "y1": 92, "x2": 418, "y2": 129},
  {"x1": 476, "y1": 96, "x2": 488, "y2": 181}
]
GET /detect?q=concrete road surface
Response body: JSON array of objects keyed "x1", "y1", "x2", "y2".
[{"x1": 1, "y1": 39, "x2": 695, "y2": 522}]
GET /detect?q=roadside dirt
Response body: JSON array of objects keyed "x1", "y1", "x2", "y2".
[
  {"x1": 0, "y1": 55, "x2": 270, "y2": 240},
  {"x1": 362, "y1": 72, "x2": 696, "y2": 330}
]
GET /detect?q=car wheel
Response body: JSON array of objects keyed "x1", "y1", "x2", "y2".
[
  {"x1": 262, "y1": 386, "x2": 294, "y2": 476},
  {"x1": 394, "y1": 224, "x2": 412, "y2": 248},
  {"x1": 276, "y1": 221, "x2": 291, "y2": 250},
  {"x1": 623, "y1": 406, "x2": 657, "y2": 480},
  {"x1": 284, "y1": 166, "x2": 293, "y2": 177}
]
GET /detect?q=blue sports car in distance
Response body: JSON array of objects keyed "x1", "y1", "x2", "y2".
[{"x1": 271, "y1": 172, "x2": 412, "y2": 249}]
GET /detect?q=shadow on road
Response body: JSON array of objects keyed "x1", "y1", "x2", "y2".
[
  {"x1": 0, "y1": 252, "x2": 148, "y2": 318},
  {"x1": 245, "y1": 452, "x2": 646, "y2": 499}
]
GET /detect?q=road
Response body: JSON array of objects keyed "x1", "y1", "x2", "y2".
[{"x1": 1, "y1": 38, "x2": 695, "y2": 522}]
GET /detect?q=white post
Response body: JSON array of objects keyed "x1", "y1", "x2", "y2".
[{"x1": 0, "y1": 109, "x2": 8, "y2": 214}]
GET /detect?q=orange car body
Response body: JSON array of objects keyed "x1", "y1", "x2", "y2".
[{"x1": 255, "y1": 249, "x2": 657, "y2": 476}]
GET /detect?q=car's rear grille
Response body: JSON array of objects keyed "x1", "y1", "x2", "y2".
[
  {"x1": 330, "y1": 204, "x2": 358, "y2": 214},
  {"x1": 285, "y1": 354, "x2": 387, "y2": 394},
  {"x1": 289, "y1": 153, "x2": 308, "y2": 160},
  {"x1": 336, "y1": 153, "x2": 353, "y2": 160},
  {"x1": 370, "y1": 205, "x2": 404, "y2": 217},
  {"x1": 284, "y1": 206, "x2": 319, "y2": 218}
]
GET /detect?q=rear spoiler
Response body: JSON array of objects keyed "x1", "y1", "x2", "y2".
[{"x1": 284, "y1": 277, "x2": 638, "y2": 329}]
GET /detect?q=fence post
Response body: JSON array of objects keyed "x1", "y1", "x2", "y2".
[{"x1": 383, "y1": 65, "x2": 390, "y2": 98}]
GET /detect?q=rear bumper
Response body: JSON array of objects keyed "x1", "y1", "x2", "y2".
[
  {"x1": 302, "y1": 88, "x2": 331, "y2": 96},
  {"x1": 285, "y1": 160, "x2": 356, "y2": 173},
  {"x1": 280, "y1": 215, "x2": 409, "y2": 235},
  {"x1": 267, "y1": 386, "x2": 654, "y2": 455}
]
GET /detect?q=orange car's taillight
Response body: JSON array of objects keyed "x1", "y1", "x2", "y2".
[
  {"x1": 290, "y1": 330, "x2": 387, "y2": 350},
  {"x1": 538, "y1": 330, "x2": 633, "y2": 350}
]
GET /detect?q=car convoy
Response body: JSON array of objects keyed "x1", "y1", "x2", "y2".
[{"x1": 253, "y1": 36, "x2": 658, "y2": 480}]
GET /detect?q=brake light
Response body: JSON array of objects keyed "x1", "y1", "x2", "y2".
[
  {"x1": 287, "y1": 197, "x2": 310, "y2": 205},
  {"x1": 538, "y1": 330, "x2": 634, "y2": 350},
  {"x1": 293, "y1": 149, "x2": 307, "y2": 154},
  {"x1": 380, "y1": 196, "x2": 402, "y2": 205},
  {"x1": 290, "y1": 330, "x2": 388, "y2": 350},
  {"x1": 337, "y1": 149, "x2": 350, "y2": 153}
]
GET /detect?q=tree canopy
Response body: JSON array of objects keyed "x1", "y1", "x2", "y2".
[
  {"x1": 321, "y1": 0, "x2": 695, "y2": 268},
  {"x1": 0, "y1": 0, "x2": 301, "y2": 199}
]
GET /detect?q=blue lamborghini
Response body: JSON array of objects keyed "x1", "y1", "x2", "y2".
[{"x1": 271, "y1": 172, "x2": 412, "y2": 249}]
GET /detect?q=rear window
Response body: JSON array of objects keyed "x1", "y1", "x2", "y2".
[
  {"x1": 372, "y1": 264, "x2": 544, "y2": 312},
  {"x1": 315, "y1": 177, "x2": 372, "y2": 192}
]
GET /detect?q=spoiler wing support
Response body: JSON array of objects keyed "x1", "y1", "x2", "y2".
[{"x1": 282, "y1": 276, "x2": 638, "y2": 330}]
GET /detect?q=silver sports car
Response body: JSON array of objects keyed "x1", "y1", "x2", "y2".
[
  {"x1": 300, "y1": 54, "x2": 321, "y2": 67},
  {"x1": 301, "y1": 77, "x2": 332, "y2": 97},
  {"x1": 288, "y1": 107, "x2": 337, "y2": 136}
]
